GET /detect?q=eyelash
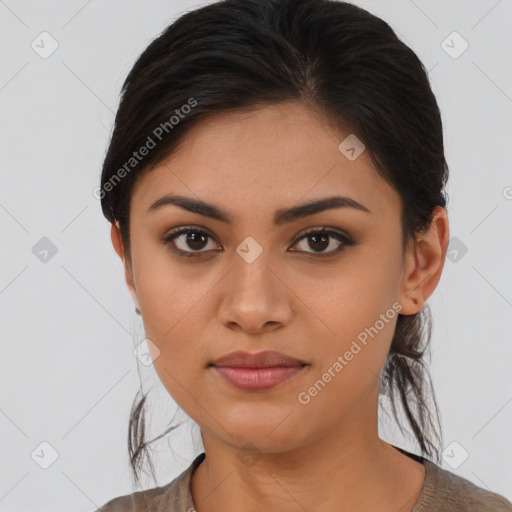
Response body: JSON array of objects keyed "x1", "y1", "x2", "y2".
[{"x1": 161, "y1": 225, "x2": 355, "y2": 259}]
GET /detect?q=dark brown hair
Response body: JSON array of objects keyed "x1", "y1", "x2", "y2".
[{"x1": 99, "y1": 0, "x2": 447, "y2": 486}]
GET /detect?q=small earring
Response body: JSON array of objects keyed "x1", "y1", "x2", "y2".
[{"x1": 135, "y1": 307, "x2": 141, "y2": 315}]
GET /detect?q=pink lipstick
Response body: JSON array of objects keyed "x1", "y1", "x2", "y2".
[{"x1": 210, "y1": 350, "x2": 307, "y2": 392}]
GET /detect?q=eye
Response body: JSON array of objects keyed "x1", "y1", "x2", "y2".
[
  {"x1": 162, "y1": 226, "x2": 355, "y2": 259},
  {"x1": 290, "y1": 227, "x2": 355, "y2": 256},
  {"x1": 162, "y1": 226, "x2": 221, "y2": 258}
]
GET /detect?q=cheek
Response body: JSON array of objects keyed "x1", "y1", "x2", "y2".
[
  {"x1": 296, "y1": 262, "x2": 399, "y2": 402},
  {"x1": 296, "y1": 312, "x2": 396, "y2": 429},
  {"x1": 301, "y1": 257, "x2": 398, "y2": 345},
  {"x1": 131, "y1": 262, "x2": 213, "y2": 396},
  {"x1": 132, "y1": 246, "x2": 205, "y2": 341},
  {"x1": 142, "y1": 293, "x2": 206, "y2": 416}
]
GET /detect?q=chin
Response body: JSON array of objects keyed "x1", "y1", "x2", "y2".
[{"x1": 215, "y1": 413, "x2": 304, "y2": 452}]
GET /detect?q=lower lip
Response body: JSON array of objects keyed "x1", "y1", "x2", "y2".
[{"x1": 213, "y1": 365, "x2": 306, "y2": 391}]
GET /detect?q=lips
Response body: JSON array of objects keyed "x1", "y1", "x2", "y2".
[
  {"x1": 210, "y1": 350, "x2": 307, "y2": 392},
  {"x1": 211, "y1": 350, "x2": 306, "y2": 368}
]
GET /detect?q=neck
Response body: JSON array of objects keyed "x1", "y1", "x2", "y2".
[{"x1": 190, "y1": 384, "x2": 425, "y2": 512}]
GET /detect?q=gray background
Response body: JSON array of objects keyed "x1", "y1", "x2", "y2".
[{"x1": 0, "y1": 1, "x2": 511, "y2": 510}]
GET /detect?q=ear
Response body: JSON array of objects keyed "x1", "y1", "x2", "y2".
[
  {"x1": 111, "y1": 221, "x2": 140, "y2": 310},
  {"x1": 399, "y1": 206, "x2": 450, "y2": 315}
]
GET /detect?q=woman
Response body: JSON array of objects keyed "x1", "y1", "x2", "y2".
[{"x1": 96, "y1": 0, "x2": 512, "y2": 510}]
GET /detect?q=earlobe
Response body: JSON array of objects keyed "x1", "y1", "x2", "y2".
[
  {"x1": 399, "y1": 206, "x2": 450, "y2": 315},
  {"x1": 399, "y1": 244, "x2": 424, "y2": 315}
]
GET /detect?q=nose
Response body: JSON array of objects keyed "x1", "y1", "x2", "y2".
[{"x1": 217, "y1": 253, "x2": 294, "y2": 335}]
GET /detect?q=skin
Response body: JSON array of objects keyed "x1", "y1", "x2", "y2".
[{"x1": 111, "y1": 101, "x2": 450, "y2": 512}]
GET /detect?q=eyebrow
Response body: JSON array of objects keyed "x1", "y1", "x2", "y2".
[{"x1": 147, "y1": 194, "x2": 371, "y2": 225}]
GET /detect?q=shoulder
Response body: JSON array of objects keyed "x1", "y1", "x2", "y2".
[
  {"x1": 414, "y1": 458, "x2": 512, "y2": 512},
  {"x1": 95, "y1": 453, "x2": 205, "y2": 512},
  {"x1": 94, "y1": 483, "x2": 172, "y2": 512}
]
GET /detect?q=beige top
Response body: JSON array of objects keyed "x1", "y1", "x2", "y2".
[{"x1": 96, "y1": 446, "x2": 512, "y2": 511}]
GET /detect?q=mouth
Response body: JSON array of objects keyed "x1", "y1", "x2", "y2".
[{"x1": 209, "y1": 350, "x2": 308, "y2": 392}]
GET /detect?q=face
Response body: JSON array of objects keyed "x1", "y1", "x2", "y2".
[{"x1": 114, "y1": 102, "x2": 421, "y2": 454}]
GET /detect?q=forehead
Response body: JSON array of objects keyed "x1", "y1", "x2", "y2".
[{"x1": 131, "y1": 102, "x2": 401, "y2": 221}]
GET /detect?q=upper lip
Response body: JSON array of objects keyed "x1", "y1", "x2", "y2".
[{"x1": 211, "y1": 350, "x2": 307, "y2": 368}]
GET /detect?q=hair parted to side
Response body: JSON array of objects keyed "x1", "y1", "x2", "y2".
[{"x1": 100, "y1": 0, "x2": 448, "y2": 486}]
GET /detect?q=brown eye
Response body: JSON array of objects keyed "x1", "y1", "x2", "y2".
[
  {"x1": 162, "y1": 227, "x2": 220, "y2": 258},
  {"x1": 290, "y1": 228, "x2": 355, "y2": 256},
  {"x1": 161, "y1": 225, "x2": 355, "y2": 259}
]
